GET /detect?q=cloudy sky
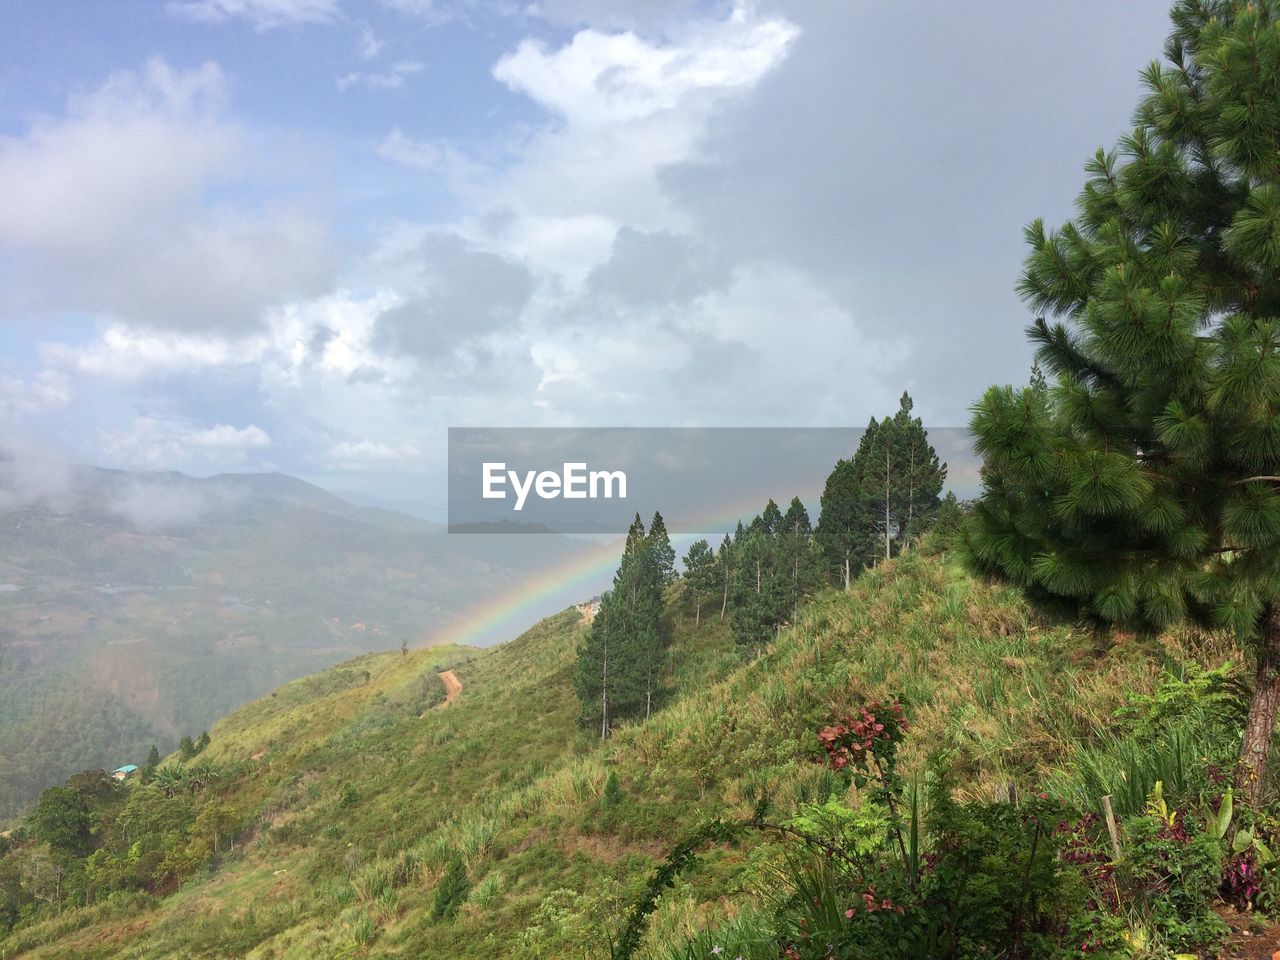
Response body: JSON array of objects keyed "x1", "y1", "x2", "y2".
[{"x1": 0, "y1": 0, "x2": 1171, "y2": 514}]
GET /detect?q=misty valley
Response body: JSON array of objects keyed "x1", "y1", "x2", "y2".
[{"x1": 0, "y1": 465, "x2": 582, "y2": 817}]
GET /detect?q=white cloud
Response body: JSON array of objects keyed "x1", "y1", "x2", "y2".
[
  {"x1": 358, "y1": 23, "x2": 384, "y2": 59},
  {"x1": 444, "y1": 3, "x2": 800, "y2": 280},
  {"x1": 107, "y1": 480, "x2": 247, "y2": 530},
  {"x1": 338, "y1": 60, "x2": 426, "y2": 91},
  {"x1": 0, "y1": 58, "x2": 333, "y2": 333},
  {"x1": 41, "y1": 324, "x2": 264, "y2": 381},
  {"x1": 167, "y1": 0, "x2": 340, "y2": 29},
  {"x1": 101, "y1": 417, "x2": 273, "y2": 471},
  {"x1": 376, "y1": 129, "x2": 481, "y2": 184},
  {"x1": 189, "y1": 424, "x2": 272, "y2": 450},
  {"x1": 0, "y1": 370, "x2": 70, "y2": 418},
  {"x1": 493, "y1": 7, "x2": 798, "y2": 124},
  {"x1": 0, "y1": 436, "x2": 75, "y2": 511}
]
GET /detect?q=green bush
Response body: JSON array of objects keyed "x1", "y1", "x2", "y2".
[
  {"x1": 431, "y1": 854, "x2": 469, "y2": 922},
  {"x1": 1119, "y1": 809, "x2": 1228, "y2": 951}
]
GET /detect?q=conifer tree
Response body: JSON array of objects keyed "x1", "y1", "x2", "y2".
[
  {"x1": 759, "y1": 498, "x2": 784, "y2": 537},
  {"x1": 779, "y1": 496, "x2": 823, "y2": 615},
  {"x1": 573, "y1": 591, "x2": 621, "y2": 738},
  {"x1": 730, "y1": 509, "x2": 789, "y2": 653},
  {"x1": 619, "y1": 514, "x2": 669, "y2": 719},
  {"x1": 816, "y1": 458, "x2": 869, "y2": 589},
  {"x1": 935, "y1": 492, "x2": 965, "y2": 544},
  {"x1": 574, "y1": 513, "x2": 670, "y2": 733},
  {"x1": 142, "y1": 745, "x2": 161, "y2": 783},
  {"x1": 602, "y1": 770, "x2": 622, "y2": 809},
  {"x1": 431, "y1": 854, "x2": 469, "y2": 921},
  {"x1": 717, "y1": 534, "x2": 734, "y2": 621},
  {"x1": 893, "y1": 392, "x2": 947, "y2": 543},
  {"x1": 966, "y1": 0, "x2": 1280, "y2": 805},
  {"x1": 648, "y1": 511, "x2": 677, "y2": 586},
  {"x1": 682, "y1": 538, "x2": 716, "y2": 627},
  {"x1": 852, "y1": 417, "x2": 903, "y2": 561}
]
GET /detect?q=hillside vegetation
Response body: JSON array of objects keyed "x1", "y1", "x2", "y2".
[
  {"x1": 0, "y1": 546, "x2": 1241, "y2": 958},
  {"x1": 0, "y1": 466, "x2": 586, "y2": 817}
]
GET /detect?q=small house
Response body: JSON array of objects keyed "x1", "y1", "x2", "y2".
[{"x1": 111, "y1": 764, "x2": 139, "y2": 781}]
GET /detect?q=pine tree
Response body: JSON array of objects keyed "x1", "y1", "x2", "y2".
[
  {"x1": 935, "y1": 492, "x2": 965, "y2": 544},
  {"x1": 602, "y1": 770, "x2": 622, "y2": 809},
  {"x1": 573, "y1": 591, "x2": 620, "y2": 739},
  {"x1": 574, "y1": 512, "x2": 671, "y2": 734},
  {"x1": 648, "y1": 511, "x2": 677, "y2": 586},
  {"x1": 717, "y1": 534, "x2": 734, "y2": 621},
  {"x1": 682, "y1": 538, "x2": 716, "y2": 627},
  {"x1": 601, "y1": 769, "x2": 623, "y2": 829},
  {"x1": 142, "y1": 744, "x2": 161, "y2": 783},
  {"x1": 965, "y1": 0, "x2": 1280, "y2": 805},
  {"x1": 852, "y1": 417, "x2": 903, "y2": 560},
  {"x1": 759, "y1": 498, "x2": 784, "y2": 537},
  {"x1": 779, "y1": 496, "x2": 823, "y2": 616},
  {"x1": 892, "y1": 392, "x2": 947, "y2": 544},
  {"x1": 730, "y1": 510, "x2": 789, "y2": 653},
  {"x1": 816, "y1": 458, "x2": 870, "y2": 589},
  {"x1": 431, "y1": 854, "x2": 469, "y2": 921},
  {"x1": 618, "y1": 514, "x2": 669, "y2": 720}
]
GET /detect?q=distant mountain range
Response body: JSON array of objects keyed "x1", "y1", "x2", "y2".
[{"x1": 0, "y1": 465, "x2": 589, "y2": 818}]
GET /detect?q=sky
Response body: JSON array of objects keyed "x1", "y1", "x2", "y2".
[{"x1": 0, "y1": 0, "x2": 1174, "y2": 517}]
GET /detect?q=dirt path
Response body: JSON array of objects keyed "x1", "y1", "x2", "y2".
[
  {"x1": 1218, "y1": 906, "x2": 1280, "y2": 958},
  {"x1": 439, "y1": 670, "x2": 461, "y2": 705}
]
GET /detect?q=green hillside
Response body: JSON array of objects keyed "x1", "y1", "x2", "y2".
[
  {"x1": 0, "y1": 466, "x2": 588, "y2": 817},
  {"x1": 0, "y1": 546, "x2": 1249, "y2": 958}
]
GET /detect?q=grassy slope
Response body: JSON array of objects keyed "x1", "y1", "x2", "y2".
[
  {"x1": 0, "y1": 468, "x2": 589, "y2": 819},
  {"x1": 5, "y1": 549, "x2": 1238, "y2": 959}
]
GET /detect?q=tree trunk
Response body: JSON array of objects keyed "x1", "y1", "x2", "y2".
[
  {"x1": 694, "y1": 598, "x2": 701, "y2": 628},
  {"x1": 843, "y1": 555, "x2": 851, "y2": 591},
  {"x1": 720, "y1": 572, "x2": 729, "y2": 621},
  {"x1": 600, "y1": 628, "x2": 610, "y2": 740},
  {"x1": 884, "y1": 446, "x2": 892, "y2": 561},
  {"x1": 1238, "y1": 602, "x2": 1280, "y2": 806}
]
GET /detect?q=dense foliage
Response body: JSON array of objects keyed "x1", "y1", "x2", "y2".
[
  {"x1": 964, "y1": 0, "x2": 1280, "y2": 804},
  {"x1": 574, "y1": 513, "x2": 674, "y2": 737},
  {"x1": 817, "y1": 393, "x2": 946, "y2": 585}
]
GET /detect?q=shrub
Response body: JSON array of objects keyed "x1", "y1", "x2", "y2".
[
  {"x1": 431, "y1": 854, "x2": 469, "y2": 922},
  {"x1": 337, "y1": 783, "x2": 359, "y2": 810}
]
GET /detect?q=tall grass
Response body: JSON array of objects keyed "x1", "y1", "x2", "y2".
[{"x1": 1052, "y1": 705, "x2": 1237, "y2": 817}]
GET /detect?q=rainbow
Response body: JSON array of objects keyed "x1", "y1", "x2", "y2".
[
  {"x1": 420, "y1": 535, "x2": 626, "y2": 649},
  {"x1": 421, "y1": 432, "x2": 980, "y2": 650},
  {"x1": 419, "y1": 485, "x2": 829, "y2": 650}
]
